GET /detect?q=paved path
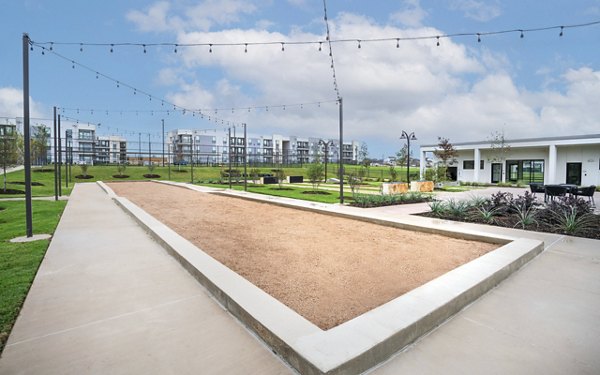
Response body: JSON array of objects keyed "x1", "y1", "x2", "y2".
[
  {"x1": 0, "y1": 183, "x2": 290, "y2": 375},
  {"x1": 1, "y1": 182, "x2": 599, "y2": 374}
]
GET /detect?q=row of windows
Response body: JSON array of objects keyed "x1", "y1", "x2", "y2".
[{"x1": 463, "y1": 160, "x2": 485, "y2": 170}]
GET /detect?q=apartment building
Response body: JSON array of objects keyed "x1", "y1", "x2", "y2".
[{"x1": 166, "y1": 129, "x2": 360, "y2": 165}]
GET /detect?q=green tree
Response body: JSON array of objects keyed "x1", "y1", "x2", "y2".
[
  {"x1": 1, "y1": 127, "x2": 23, "y2": 192},
  {"x1": 433, "y1": 137, "x2": 458, "y2": 167},
  {"x1": 306, "y1": 163, "x2": 324, "y2": 192},
  {"x1": 389, "y1": 165, "x2": 398, "y2": 182},
  {"x1": 396, "y1": 144, "x2": 412, "y2": 166},
  {"x1": 275, "y1": 169, "x2": 286, "y2": 189},
  {"x1": 487, "y1": 130, "x2": 511, "y2": 182},
  {"x1": 358, "y1": 142, "x2": 369, "y2": 164},
  {"x1": 31, "y1": 125, "x2": 50, "y2": 166}
]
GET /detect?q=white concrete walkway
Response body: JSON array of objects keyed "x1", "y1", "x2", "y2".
[{"x1": 1, "y1": 182, "x2": 598, "y2": 374}]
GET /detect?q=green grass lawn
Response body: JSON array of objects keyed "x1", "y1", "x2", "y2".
[
  {"x1": 196, "y1": 183, "x2": 345, "y2": 203},
  {"x1": 0, "y1": 200, "x2": 67, "y2": 354}
]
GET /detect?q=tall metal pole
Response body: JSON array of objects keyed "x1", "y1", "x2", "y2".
[
  {"x1": 53, "y1": 106, "x2": 58, "y2": 201},
  {"x1": 228, "y1": 127, "x2": 232, "y2": 189},
  {"x1": 148, "y1": 133, "x2": 151, "y2": 166},
  {"x1": 407, "y1": 137, "x2": 411, "y2": 184},
  {"x1": 243, "y1": 123, "x2": 247, "y2": 192},
  {"x1": 57, "y1": 114, "x2": 62, "y2": 195},
  {"x1": 190, "y1": 136, "x2": 194, "y2": 183},
  {"x1": 161, "y1": 119, "x2": 165, "y2": 167},
  {"x1": 22, "y1": 33, "x2": 33, "y2": 237},
  {"x1": 338, "y1": 97, "x2": 344, "y2": 204},
  {"x1": 138, "y1": 132, "x2": 141, "y2": 165}
]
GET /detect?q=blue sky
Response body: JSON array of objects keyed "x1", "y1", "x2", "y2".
[{"x1": 1, "y1": 0, "x2": 599, "y2": 158}]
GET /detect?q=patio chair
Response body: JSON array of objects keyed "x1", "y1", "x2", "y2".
[
  {"x1": 544, "y1": 185, "x2": 567, "y2": 202},
  {"x1": 573, "y1": 185, "x2": 596, "y2": 207},
  {"x1": 529, "y1": 183, "x2": 546, "y2": 202}
]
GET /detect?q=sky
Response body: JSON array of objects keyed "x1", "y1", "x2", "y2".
[{"x1": 1, "y1": 0, "x2": 599, "y2": 159}]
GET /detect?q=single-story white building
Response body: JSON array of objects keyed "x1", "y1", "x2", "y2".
[{"x1": 419, "y1": 134, "x2": 600, "y2": 186}]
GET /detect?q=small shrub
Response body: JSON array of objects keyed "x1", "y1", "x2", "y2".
[
  {"x1": 550, "y1": 207, "x2": 596, "y2": 235},
  {"x1": 428, "y1": 200, "x2": 447, "y2": 217},
  {"x1": 307, "y1": 164, "x2": 324, "y2": 192},
  {"x1": 388, "y1": 165, "x2": 398, "y2": 182},
  {"x1": 445, "y1": 199, "x2": 470, "y2": 218},
  {"x1": 512, "y1": 203, "x2": 538, "y2": 229},
  {"x1": 116, "y1": 163, "x2": 126, "y2": 177},
  {"x1": 80, "y1": 164, "x2": 89, "y2": 177},
  {"x1": 472, "y1": 205, "x2": 502, "y2": 224}
]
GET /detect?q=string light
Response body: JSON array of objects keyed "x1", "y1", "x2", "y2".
[
  {"x1": 30, "y1": 20, "x2": 599, "y2": 53},
  {"x1": 477, "y1": 33, "x2": 481, "y2": 43},
  {"x1": 323, "y1": 0, "x2": 341, "y2": 100},
  {"x1": 436, "y1": 36, "x2": 440, "y2": 46}
]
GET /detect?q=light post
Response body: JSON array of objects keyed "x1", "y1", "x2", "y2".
[
  {"x1": 319, "y1": 139, "x2": 334, "y2": 181},
  {"x1": 400, "y1": 131, "x2": 417, "y2": 184}
]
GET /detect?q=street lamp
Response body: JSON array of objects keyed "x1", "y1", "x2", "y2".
[
  {"x1": 319, "y1": 139, "x2": 334, "y2": 181},
  {"x1": 400, "y1": 130, "x2": 417, "y2": 184}
]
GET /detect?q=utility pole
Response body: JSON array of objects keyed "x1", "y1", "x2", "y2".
[
  {"x1": 228, "y1": 127, "x2": 232, "y2": 189},
  {"x1": 161, "y1": 119, "x2": 165, "y2": 167},
  {"x1": 22, "y1": 33, "x2": 33, "y2": 237},
  {"x1": 58, "y1": 114, "x2": 62, "y2": 194},
  {"x1": 53, "y1": 106, "x2": 58, "y2": 201},
  {"x1": 148, "y1": 133, "x2": 151, "y2": 166},
  {"x1": 138, "y1": 132, "x2": 141, "y2": 165},
  {"x1": 338, "y1": 97, "x2": 344, "y2": 204},
  {"x1": 243, "y1": 123, "x2": 247, "y2": 192}
]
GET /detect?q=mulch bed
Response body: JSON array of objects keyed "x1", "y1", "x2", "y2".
[
  {"x1": 75, "y1": 175, "x2": 94, "y2": 179},
  {"x1": 143, "y1": 174, "x2": 161, "y2": 178}
]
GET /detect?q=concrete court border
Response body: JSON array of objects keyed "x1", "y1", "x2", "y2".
[{"x1": 98, "y1": 181, "x2": 544, "y2": 375}]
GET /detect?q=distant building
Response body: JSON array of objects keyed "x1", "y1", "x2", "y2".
[
  {"x1": 420, "y1": 134, "x2": 600, "y2": 186},
  {"x1": 64, "y1": 123, "x2": 127, "y2": 165},
  {"x1": 166, "y1": 129, "x2": 361, "y2": 165}
]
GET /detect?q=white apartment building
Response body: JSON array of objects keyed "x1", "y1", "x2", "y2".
[{"x1": 166, "y1": 129, "x2": 360, "y2": 165}]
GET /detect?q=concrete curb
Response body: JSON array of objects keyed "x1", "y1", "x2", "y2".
[{"x1": 100, "y1": 181, "x2": 544, "y2": 374}]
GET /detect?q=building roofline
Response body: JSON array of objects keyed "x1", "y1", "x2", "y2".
[{"x1": 421, "y1": 133, "x2": 600, "y2": 148}]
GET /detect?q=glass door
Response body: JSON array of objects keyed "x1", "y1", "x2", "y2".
[
  {"x1": 566, "y1": 163, "x2": 582, "y2": 185},
  {"x1": 491, "y1": 163, "x2": 502, "y2": 183}
]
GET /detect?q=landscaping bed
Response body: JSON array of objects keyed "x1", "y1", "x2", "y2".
[
  {"x1": 420, "y1": 191, "x2": 600, "y2": 240},
  {"x1": 107, "y1": 181, "x2": 497, "y2": 330}
]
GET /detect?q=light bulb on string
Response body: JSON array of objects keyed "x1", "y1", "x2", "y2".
[
  {"x1": 209, "y1": 44, "x2": 213, "y2": 53},
  {"x1": 319, "y1": 42, "x2": 322, "y2": 51},
  {"x1": 95, "y1": 72, "x2": 99, "y2": 79},
  {"x1": 143, "y1": 44, "x2": 147, "y2": 53},
  {"x1": 49, "y1": 42, "x2": 53, "y2": 51},
  {"x1": 80, "y1": 43, "x2": 83, "y2": 52},
  {"x1": 72, "y1": 60, "x2": 75, "y2": 69},
  {"x1": 244, "y1": 43, "x2": 248, "y2": 53},
  {"x1": 477, "y1": 33, "x2": 481, "y2": 43},
  {"x1": 174, "y1": 44, "x2": 178, "y2": 53},
  {"x1": 520, "y1": 30, "x2": 524, "y2": 38},
  {"x1": 110, "y1": 44, "x2": 114, "y2": 53},
  {"x1": 436, "y1": 36, "x2": 440, "y2": 46},
  {"x1": 41, "y1": 47, "x2": 45, "y2": 55},
  {"x1": 559, "y1": 26, "x2": 564, "y2": 37},
  {"x1": 116, "y1": 81, "x2": 120, "y2": 88},
  {"x1": 357, "y1": 40, "x2": 361, "y2": 49},
  {"x1": 281, "y1": 42, "x2": 285, "y2": 52},
  {"x1": 396, "y1": 38, "x2": 399, "y2": 48}
]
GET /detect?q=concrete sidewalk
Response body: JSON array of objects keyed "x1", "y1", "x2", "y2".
[
  {"x1": 1, "y1": 182, "x2": 599, "y2": 374},
  {"x1": 0, "y1": 183, "x2": 290, "y2": 375}
]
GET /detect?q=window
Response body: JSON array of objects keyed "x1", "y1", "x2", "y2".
[
  {"x1": 463, "y1": 160, "x2": 475, "y2": 170},
  {"x1": 480, "y1": 160, "x2": 484, "y2": 169}
]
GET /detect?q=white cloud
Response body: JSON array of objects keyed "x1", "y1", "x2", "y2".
[
  {"x1": 449, "y1": 0, "x2": 502, "y2": 22},
  {"x1": 0, "y1": 87, "x2": 43, "y2": 119},
  {"x1": 390, "y1": 0, "x2": 428, "y2": 27},
  {"x1": 130, "y1": 7, "x2": 599, "y2": 154},
  {"x1": 127, "y1": 0, "x2": 256, "y2": 33}
]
